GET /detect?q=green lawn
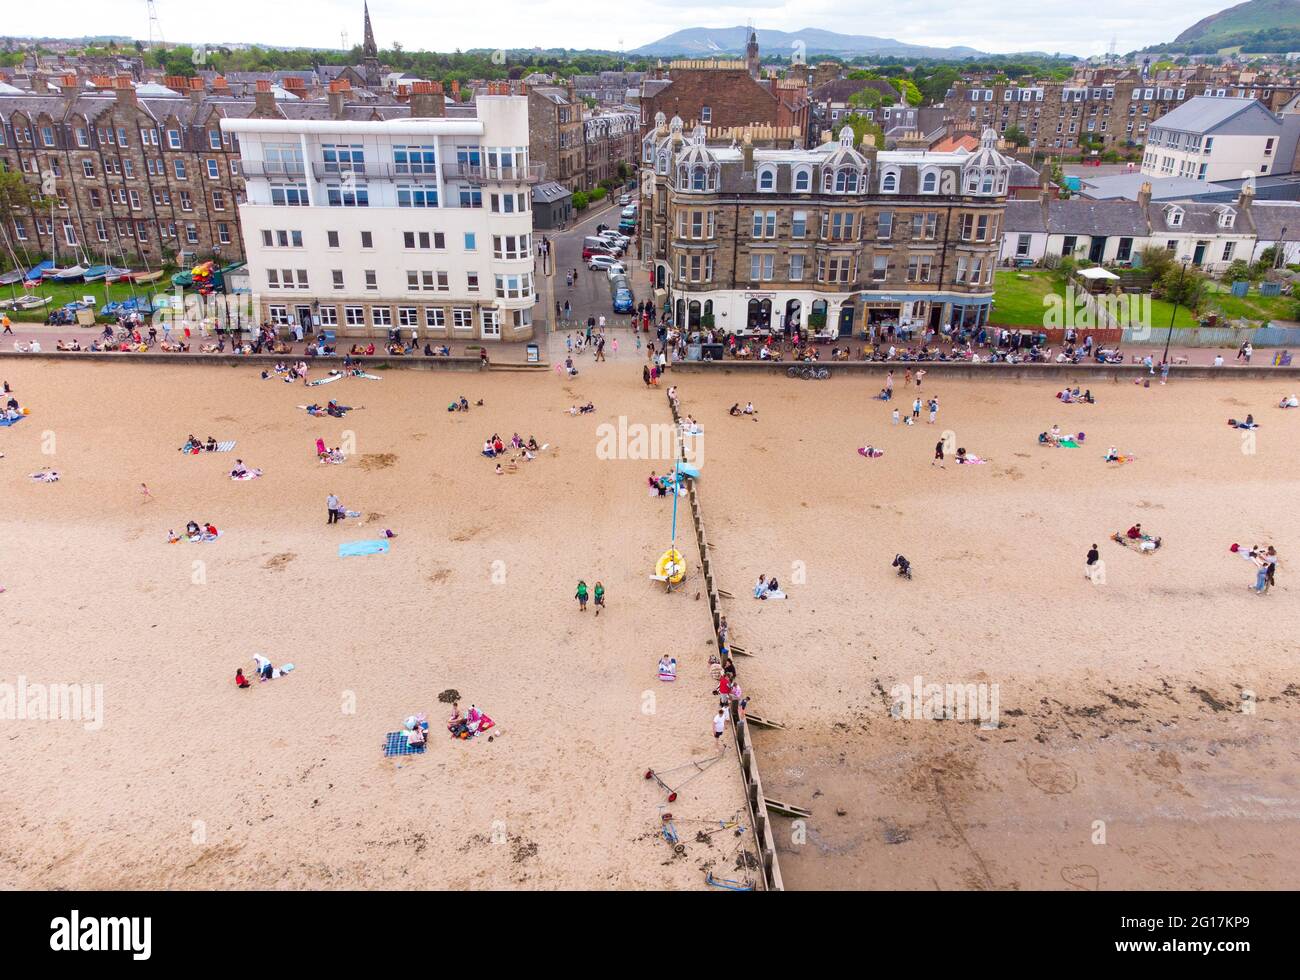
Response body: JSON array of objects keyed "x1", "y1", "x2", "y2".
[
  {"x1": 991, "y1": 270, "x2": 1066, "y2": 327},
  {"x1": 994, "y1": 270, "x2": 1202, "y2": 329},
  {"x1": 1200, "y1": 282, "x2": 1296, "y2": 326},
  {"x1": 0, "y1": 276, "x2": 174, "y2": 322}
]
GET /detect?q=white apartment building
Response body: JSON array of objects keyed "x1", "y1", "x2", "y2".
[
  {"x1": 222, "y1": 89, "x2": 541, "y2": 342},
  {"x1": 1141, "y1": 97, "x2": 1300, "y2": 183}
]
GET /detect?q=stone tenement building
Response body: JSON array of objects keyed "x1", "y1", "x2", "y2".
[
  {"x1": 527, "y1": 82, "x2": 639, "y2": 193},
  {"x1": 638, "y1": 41, "x2": 810, "y2": 149},
  {"x1": 640, "y1": 115, "x2": 1011, "y2": 337},
  {"x1": 0, "y1": 74, "x2": 253, "y2": 267},
  {"x1": 0, "y1": 74, "x2": 436, "y2": 271},
  {"x1": 949, "y1": 68, "x2": 1300, "y2": 151}
]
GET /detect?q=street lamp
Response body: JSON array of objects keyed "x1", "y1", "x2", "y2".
[{"x1": 1162, "y1": 257, "x2": 1191, "y2": 366}]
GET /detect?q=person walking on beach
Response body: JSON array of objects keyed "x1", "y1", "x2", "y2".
[
  {"x1": 885, "y1": 371, "x2": 894, "y2": 400},
  {"x1": 576, "y1": 579, "x2": 589, "y2": 611},
  {"x1": 593, "y1": 581, "x2": 605, "y2": 615},
  {"x1": 139, "y1": 482, "x2": 154, "y2": 503},
  {"x1": 912, "y1": 396, "x2": 922, "y2": 420},
  {"x1": 327, "y1": 493, "x2": 340, "y2": 524},
  {"x1": 916, "y1": 368, "x2": 926, "y2": 388},
  {"x1": 927, "y1": 397, "x2": 938, "y2": 424},
  {"x1": 1086, "y1": 543, "x2": 1100, "y2": 580},
  {"x1": 932, "y1": 439, "x2": 945, "y2": 468},
  {"x1": 611, "y1": 337, "x2": 618, "y2": 358},
  {"x1": 892, "y1": 408, "x2": 900, "y2": 425},
  {"x1": 643, "y1": 364, "x2": 652, "y2": 387},
  {"x1": 713, "y1": 707, "x2": 729, "y2": 748},
  {"x1": 1251, "y1": 546, "x2": 1276, "y2": 595}
]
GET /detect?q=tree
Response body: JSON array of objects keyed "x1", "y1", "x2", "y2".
[
  {"x1": 843, "y1": 114, "x2": 884, "y2": 148},
  {"x1": 1004, "y1": 125, "x2": 1030, "y2": 148},
  {"x1": 891, "y1": 77, "x2": 922, "y2": 106},
  {"x1": 847, "y1": 86, "x2": 884, "y2": 112},
  {"x1": 0, "y1": 169, "x2": 54, "y2": 269}
]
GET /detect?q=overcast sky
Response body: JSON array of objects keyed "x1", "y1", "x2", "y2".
[{"x1": 8, "y1": 1, "x2": 1236, "y2": 57}]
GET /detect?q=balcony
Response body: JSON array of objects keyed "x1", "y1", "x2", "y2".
[
  {"x1": 238, "y1": 160, "x2": 307, "y2": 178},
  {"x1": 309, "y1": 163, "x2": 440, "y2": 182},
  {"x1": 442, "y1": 162, "x2": 545, "y2": 184}
]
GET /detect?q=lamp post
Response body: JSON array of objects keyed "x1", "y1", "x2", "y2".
[{"x1": 1162, "y1": 257, "x2": 1191, "y2": 365}]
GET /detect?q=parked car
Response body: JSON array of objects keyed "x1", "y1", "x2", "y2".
[
  {"x1": 588, "y1": 254, "x2": 620, "y2": 271},
  {"x1": 621, "y1": 206, "x2": 638, "y2": 219},
  {"x1": 597, "y1": 231, "x2": 630, "y2": 249},
  {"x1": 618, "y1": 193, "x2": 632, "y2": 205},
  {"x1": 618, "y1": 220, "x2": 638, "y2": 235},
  {"x1": 605, "y1": 262, "x2": 627, "y2": 280},
  {"x1": 613, "y1": 286, "x2": 634, "y2": 314}
]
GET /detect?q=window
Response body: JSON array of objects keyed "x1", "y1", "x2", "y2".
[
  {"x1": 880, "y1": 171, "x2": 897, "y2": 193},
  {"x1": 789, "y1": 254, "x2": 805, "y2": 281},
  {"x1": 436, "y1": 271, "x2": 449, "y2": 292},
  {"x1": 397, "y1": 185, "x2": 438, "y2": 207},
  {"x1": 494, "y1": 273, "x2": 532, "y2": 299},
  {"x1": 345, "y1": 306, "x2": 365, "y2": 327},
  {"x1": 1016, "y1": 234, "x2": 1032, "y2": 258},
  {"x1": 701, "y1": 106, "x2": 712, "y2": 123},
  {"x1": 327, "y1": 230, "x2": 340, "y2": 248},
  {"x1": 792, "y1": 211, "x2": 807, "y2": 239},
  {"x1": 365, "y1": 270, "x2": 378, "y2": 290},
  {"x1": 877, "y1": 212, "x2": 893, "y2": 240},
  {"x1": 327, "y1": 183, "x2": 369, "y2": 207},
  {"x1": 332, "y1": 270, "x2": 345, "y2": 290},
  {"x1": 319, "y1": 306, "x2": 338, "y2": 327},
  {"x1": 871, "y1": 256, "x2": 888, "y2": 282},
  {"x1": 468, "y1": 272, "x2": 480, "y2": 293},
  {"x1": 751, "y1": 210, "x2": 776, "y2": 238},
  {"x1": 1222, "y1": 241, "x2": 1235, "y2": 261},
  {"x1": 404, "y1": 231, "x2": 429, "y2": 249},
  {"x1": 398, "y1": 306, "x2": 419, "y2": 327},
  {"x1": 452, "y1": 308, "x2": 473, "y2": 330},
  {"x1": 361, "y1": 231, "x2": 374, "y2": 249},
  {"x1": 394, "y1": 145, "x2": 437, "y2": 174},
  {"x1": 955, "y1": 257, "x2": 968, "y2": 284},
  {"x1": 757, "y1": 167, "x2": 775, "y2": 191},
  {"x1": 749, "y1": 253, "x2": 774, "y2": 281},
  {"x1": 459, "y1": 188, "x2": 483, "y2": 208},
  {"x1": 906, "y1": 255, "x2": 933, "y2": 283},
  {"x1": 173, "y1": 159, "x2": 187, "y2": 180},
  {"x1": 425, "y1": 307, "x2": 446, "y2": 329},
  {"x1": 322, "y1": 144, "x2": 366, "y2": 173},
  {"x1": 167, "y1": 129, "x2": 181, "y2": 149},
  {"x1": 270, "y1": 183, "x2": 308, "y2": 206},
  {"x1": 372, "y1": 306, "x2": 392, "y2": 327},
  {"x1": 464, "y1": 232, "x2": 476, "y2": 251},
  {"x1": 793, "y1": 168, "x2": 811, "y2": 192},
  {"x1": 206, "y1": 159, "x2": 219, "y2": 179},
  {"x1": 209, "y1": 130, "x2": 222, "y2": 150},
  {"x1": 921, "y1": 171, "x2": 938, "y2": 193},
  {"x1": 267, "y1": 269, "x2": 280, "y2": 289},
  {"x1": 211, "y1": 190, "x2": 226, "y2": 211}
]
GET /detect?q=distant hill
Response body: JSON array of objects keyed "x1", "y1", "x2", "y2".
[
  {"x1": 631, "y1": 26, "x2": 987, "y2": 60},
  {"x1": 1175, "y1": 0, "x2": 1300, "y2": 41}
]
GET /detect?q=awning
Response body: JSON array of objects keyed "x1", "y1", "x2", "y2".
[
  {"x1": 1077, "y1": 266, "x2": 1120, "y2": 281},
  {"x1": 859, "y1": 291, "x2": 992, "y2": 304}
]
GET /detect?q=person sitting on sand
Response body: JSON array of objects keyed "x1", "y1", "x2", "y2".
[
  {"x1": 482, "y1": 440, "x2": 496, "y2": 458},
  {"x1": 204, "y1": 522, "x2": 219, "y2": 538},
  {"x1": 1105, "y1": 446, "x2": 1120, "y2": 462},
  {"x1": 492, "y1": 436, "x2": 505, "y2": 455},
  {"x1": 408, "y1": 723, "x2": 427, "y2": 748},
  {"x1": 205, "y1": 436, "x2": 217, "y2": 452},
  {"x1": 956, "y1": 447, "x2": 969, "y2": 464},
  {"x1": 754, "y1": 574, "x2": 768, "y2": 598},
  {"x1": 230, "y1": 459, "x2": 249, "y2": 479},
  {"x1": 527, "y1": 436, "x2": 539, "y2": 452},
  {"x1": 459, "y1": 397, "x2": 470, "y2": 411},
  {"x1": 578, "y1": 402, "x2": 595, "y2": 415},
  {"x1": 658, "y1": 656, "x2": 677, "y2": 680},
  {"x1": 1280, "y1": 394, "x2": 1299, "y2": 409},
  {"x1": 495, "y1": 463, "x2": 504, "y2": 475},
  {"x1": 186, "y1": 520, "x2": 200, "y2": 538},
  {"x1": 729, "y1": 403, "x2": 741, "y2": 416},
  {"x1": 253, "y1": 654, "x2": 274, "y2": 682},
  {"x1": 235, "y1": 668, "x2": 250, "y2": 689},
  {"x1": 1049, "y1": 425, "x2": 1062, "y2": 446}
]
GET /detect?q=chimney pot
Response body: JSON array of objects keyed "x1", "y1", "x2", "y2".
[{"x1": 255, "y1": 79, "x2": 271, "y2": 93}]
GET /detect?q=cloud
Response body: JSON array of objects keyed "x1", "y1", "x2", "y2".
[{"x1": 2, "y1": 0, "x2": 1235, "y2": 57}]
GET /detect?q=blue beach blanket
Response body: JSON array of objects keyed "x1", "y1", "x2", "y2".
[
  {"x1": 339, "y1": 539, "x2": 390, "y2": 557},
  {"x1": 0, "y1": 416, "x2": 24, "y2": 427},
  {"x1": 383, "y1": 730, "x2": 427, "y2": 756}
]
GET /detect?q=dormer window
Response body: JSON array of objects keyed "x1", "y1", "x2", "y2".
[
  {"x1": 879, "y1": 170, "x2": 897, "y2": 193},
  {"x1": 921, "y1": 170, "x2": 938, "y2": 194},
  {"x1": 1217, "y1": 208, "x2": 1235, "y2": 228},
  {"x1": 836, "y1": 167, "x2": 860, "y2": 193},
  {"x1": 691, "y1": 165, "x2": 706, "y2": 191},
  {"x1": 793, "y1": 167, "x2": 811, "y2": 192},
  {"x1": 964, "y1": 170, "x2": 979, "y2": 193},
  {"x1": 980, "y1": 168, "x2": 994, "y2": 194},
  {"x1": 1168, "y1": 208, "x2": 1183, "y2": 227},
  {"x1": 757, "y1": 166, "x2": 776, "y2": 191}
]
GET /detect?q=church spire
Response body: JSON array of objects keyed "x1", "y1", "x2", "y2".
[{"x1": 362, "y1": 2, "x2": 378, "y2": 60}]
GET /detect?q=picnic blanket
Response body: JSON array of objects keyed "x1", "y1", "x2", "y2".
[
  {"x1": 0, "y1": 415, "x2": 24, "y2": 427},
  {"x1": 187, "y1": 530, "x2": 222, "y2": 542},
  {"x1": 383, "y1": 731, "x2": 426, "y2": 756},
  {"x1": 184, "y1": 441, "x2": 235, "y2": 454},
  {"x1": 1058, "y1": 439, "x2": 1081, "y2": 448},
  {"x1": 230, "y1": 470, "x2": 262, "y2": 481},
  {"x1": 957, "y1": 455, "x2": 988, "y2": 464},
  {"x1": 339, "y1": 539, "x2": 389, "y2": 557}
]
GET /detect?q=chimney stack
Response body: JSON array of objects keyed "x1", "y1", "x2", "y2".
[
  {"x1": 1137, "y1": 180, "x2": 1152, "y2": 210},
  {"x1": 451, "y1": 79, "x2": 460, "y2": 100},
  {"x1": 189, "y1": 76, "x2": 207, "y2": 103},
  {"x1": 113, "y1": 74, "x2": 136, "y2": 106},
  {"x1": 1237, "y1": 181, "x2": 1255, "y2": 214},
  {"x1": 409, "y1": 80, "x2": 445, "y2": 118},
  {"x1": 60, "y1": 73, "x2": 79, "y2": 98},
  {"x1": 254, "y1": 79, "x2": 277, "y2": 116},
  {"x1": 327, "y1": 79, "x2": 350, "y2": 119}
]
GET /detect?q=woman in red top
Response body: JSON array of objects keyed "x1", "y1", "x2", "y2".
[{"x1": 235, "y1": 668, "x2": 250, "y2": 689}]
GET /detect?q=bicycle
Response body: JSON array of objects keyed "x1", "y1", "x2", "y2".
[{"x1": 786, "y1": 366, "x2": 830, "y2": 380}]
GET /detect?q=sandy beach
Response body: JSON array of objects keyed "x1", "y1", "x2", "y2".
[
  {"x1": 0, "y1": 357, "x2": 752, "y2": 890},
  {"x1": 1, "y1": 353, "x2": 1297, "y2": 890}
]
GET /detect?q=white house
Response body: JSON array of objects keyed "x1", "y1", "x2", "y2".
[
  {"x1": 1141, "y1": 96, "x2": 1300, "y2": 183},
  {"x1": 222, "y1": 87, "x2": 540, "y2": 342}
]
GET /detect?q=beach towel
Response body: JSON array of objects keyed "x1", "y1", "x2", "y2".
[
  {"x1": 339, "y1": 539, "x2": 389, "y2": 557},
  {"x1": 213, "y1": 441, "x2": 236, "y2": 453},
  {"x1": 307, "y1": 373, "x2": 343, "y2": 387},
  {"x1": 320, "y1": 453, "x2": 346, "y2": 465},
  {"x1": 1058, "y1": 439, "x2": 1080, "y2": 448},
  {"x1": 0, "y1": 416, "x2": 23, "y2": 427},
  {"x1": 857, "y1": 447, "x2": 884, "y2": 458},
  {"x1": 29, "y1": 471, "x2": 59, "y2": 482},
  {"x1": 230, "y1": 470, "x2": 262, "y2": 480},
  {"x1": 383, "y1": 731, "x2": 427, "y2": 756},
  {"x1": 957, "y1": 455, "x2": 988, "y2": 464},
  {"x1": 355, "y1": 372, "x2": 382, "y2": 380},
  {"x1": 187, "y1": 530, "x2": 222, "y2": 542}
]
